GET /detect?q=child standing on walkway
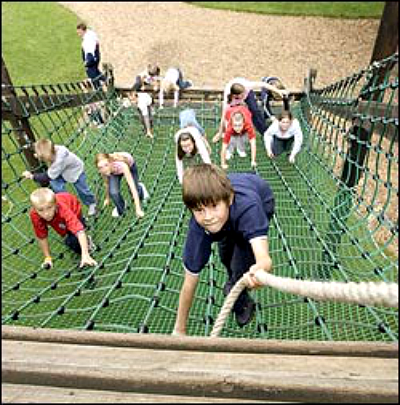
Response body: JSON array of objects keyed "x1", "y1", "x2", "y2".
[
  {"x1": 173, "y1": 164, "x2": 275, "y2": 335},
  {"x1": 95, "y1": 152, "x2": 149, "y2": 218},
  {"x1": 29, "y1": 188, "x2": 97, "y2": 269},
  {"x1": 22, "y1": 139, "x2": 97, "y2": 216}
]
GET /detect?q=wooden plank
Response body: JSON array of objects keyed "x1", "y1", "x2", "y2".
[
  {"x1": 1, "y1": 384, "x2": 270, "y2": 404},
  {"x1": 2, "y1": 339, "x2": 398, "y2": 403},
  {"x1": 2, "y1": 326, "x2": 398, "y2": 358}
]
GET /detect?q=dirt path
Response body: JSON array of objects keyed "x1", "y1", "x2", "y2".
[{"x1": 59, "y1": 2, "x2": 379, "y2": 90}]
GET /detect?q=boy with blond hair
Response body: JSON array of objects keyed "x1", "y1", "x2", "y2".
[
  {"x1": 173, "y1": 164, "x2": 275, "y2": 335},
  {"x1": 29, "y1": 188, "x2": 97, "y2": 269}
]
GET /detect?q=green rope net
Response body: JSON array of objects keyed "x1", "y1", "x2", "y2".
[{"x1": 2, "y1": 54, "x2": 398, "y2": 341}]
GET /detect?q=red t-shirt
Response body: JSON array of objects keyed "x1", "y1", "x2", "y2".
[
  {"x1": 30, "y1": 193, "x2": 84, "y2": 239},
  {"x1": 223, "y1": 105, "x2": 256, "y2": 144}
]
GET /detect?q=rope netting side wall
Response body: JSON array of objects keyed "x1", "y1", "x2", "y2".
[{"x1": 2, "y1": 55, "x2": 398, "y2": 341}]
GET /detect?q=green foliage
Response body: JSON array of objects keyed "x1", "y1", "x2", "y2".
[
  {"x1": 1, "y1": 2, "x2": 85, "y2": 85},
  {"x1": 187, "y1": 2, "x2": 384, "y2": 19}
]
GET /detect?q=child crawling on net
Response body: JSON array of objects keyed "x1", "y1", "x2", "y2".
[
  {"x1": 29, "y1": 188, "x2": 97, "y2": 269},
  {"x1": 95, "y1": 152, "x2": 149, "y2": 219},
  {"x1": 173, "y1": 164, "x2": 275, "y2": 335}
]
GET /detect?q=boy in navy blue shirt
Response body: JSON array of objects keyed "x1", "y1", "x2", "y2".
[{"x1": 173, "y1": 164, "x2": 274, "y2": 335}]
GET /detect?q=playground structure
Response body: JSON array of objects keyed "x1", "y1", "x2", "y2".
[{"x1": 1, "y1": 30, "x2": 398, "y2": 399}]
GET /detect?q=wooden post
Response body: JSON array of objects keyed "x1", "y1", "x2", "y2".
[
  {"x1": 2, "y1": 56, "x2": 39, "y2": 169},
  {"x1": 370, "y1": 2, "x2": 398, "y2": 64}
]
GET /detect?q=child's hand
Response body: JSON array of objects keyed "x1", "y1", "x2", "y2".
[
  {"x1": 251, "y1": 160, "x2": 257, "y2": 168},
  {"x1": 41, "y1": 256, "x2": 53, "y2": 269},
  {"x1": 221, "y1": 163, "x2": 229, "y2": 170},
  {"x1": 22, "y1": 171, "x2": 34, "y2": 180},
  {"x1": 212, "y1": 132, "x2": 222, "y2": 143},
  {"x1": 136, "y1": 208, "x2": 145, "y2": 219},
  {"x1": 172, "y1": 328, "x2": 186, "y2": 337},
  {"x1": 267, "y1": 151, "x2": 275, "y2": 159},
  {"x1": 103, "y1": 198, "x2": 110, "y2": 207},
  {"x1": 246, "y1": 266, "x2": 267, "y2": 289},
  {"x1": 80, "y1": 254, "x2": 97, "y2": 268},
  {"x1": 288, "y1": 155, "x2": 295, "y2": 164}
]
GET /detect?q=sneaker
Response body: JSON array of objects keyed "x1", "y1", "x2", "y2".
[
  {"x1": 235, "y1": 296, "x2": 255, "y2": 328},
  {"x1": 237, "y1": 150, "x2": 247, "y2": 158},
  {"x1": 223, "y1": 279, "x2": 234, "y2": 296},
  {"x1": 87, "y1": 235, "x2": 96, "y2": 253},
  {"x1": 111, "y1": 207, "x2": 120, "y2": 218},
  {"x1": 226, "y1": 150, "x2": 232, "y2": 161},
  {"x1": 88, "y1": 203, "x2": 97, "y2": 216},
  {"x1": 139, "y1": 182, "x2": 150, "y2": 201}
]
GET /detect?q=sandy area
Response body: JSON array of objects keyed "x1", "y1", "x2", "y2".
[{"x1": 59, "y1": 2, "x2": 379, "y2": 90}]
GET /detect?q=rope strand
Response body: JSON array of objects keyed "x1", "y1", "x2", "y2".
[{"x1": 211, "y1": 271, "x2": 398, "y2": 338}]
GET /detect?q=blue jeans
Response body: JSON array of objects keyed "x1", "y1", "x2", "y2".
[
  {"x1": 109, "y1": 163, "x2": 143, "y2": 215},
  {"x1": 179, "y1": 109, "x2": 205, "y2": 134},
  {"x1": 50, "y1": 172, "x2": 96, "y2": 206},
  {"x1": 177, "y1": 69, "x2": 191, "y2": 90},
  {"x1": 64, "y1": 216, "x2": 86, "y2": 254},
  {"x1": 244, "y1": 90, "x2": 268, "y2": 136}
]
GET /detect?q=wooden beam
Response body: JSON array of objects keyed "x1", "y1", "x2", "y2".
[
  {"x1": 3, "y1": 326, "x2": 398, "y2": 358},
  {"x1": 1, "y1": 57, "x2": 39, "y2": 169},
  {"x1": 3, "y1": 336, "x2": 398, "y2": 403}
]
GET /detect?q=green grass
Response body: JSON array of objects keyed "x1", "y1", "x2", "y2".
[
  {"x1": 1, "y1": 2, "x2": 84, "y2": 85},
  {"x1": 187, "y1": 2, "x2": 384, "y2": 19}
]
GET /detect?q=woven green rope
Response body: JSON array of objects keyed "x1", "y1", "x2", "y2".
[{"x1": 2, "y1": 54, "x2": 398, "y2": 341}]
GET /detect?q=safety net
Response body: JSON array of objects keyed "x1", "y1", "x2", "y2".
[{"x1": 2, "y1": 53, "x2": 398, "y2": 341}]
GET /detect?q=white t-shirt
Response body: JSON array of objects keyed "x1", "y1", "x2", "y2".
[
  {"x1": 263, "y1": 118, "x2": 303, "y2": 158},
  {"x1": 174, "y1": 126, "x2": 211, "y2": 184}
]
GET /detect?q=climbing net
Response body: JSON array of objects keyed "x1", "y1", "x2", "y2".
[{"x1": 2, "y1": 54, "x2": 398, "y2": 341}]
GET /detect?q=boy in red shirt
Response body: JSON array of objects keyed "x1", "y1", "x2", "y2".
[
  {"x1": 220, "y1": 105, "x2": 257, "y2": 170},
  {"x1": 29, "y1": 188, "x2": 97, "y2": 269}
]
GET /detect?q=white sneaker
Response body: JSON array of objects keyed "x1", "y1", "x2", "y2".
[
  {"x1": 87, "y1": 235, "x2": 96, "y2": 252},
  {"x1": 226, "y1": 150, "x2": 232, "y2": 161},
  {"x1": 88, "y1": 203, "x2": 97, "y2": 216},
  {"x1": 111, "y1": 207, "x2": 120, "y2": 217},
  {"x1": 139, "y1": 182, "x2": 150, "y2": 201},
  {"x1": 237, "y1": 150, "x2": 247, "y2": 158}
]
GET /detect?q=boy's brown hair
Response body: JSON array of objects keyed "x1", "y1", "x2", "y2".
[
  {"x1": 182, "y1": 164, "x2": 234, "y2": 210},
  {"x1": 30, "y1": 188, "x2": 56, "y2": 208},
  {"x1": 34, "y1": 139, "x2": 56, "y2": 163},
  {"x1": 76, "y1": 22, "x2": 87, "y2": 31},
  {"x1": 278, "y1": 111, "x2": 293, "y2": 121}
]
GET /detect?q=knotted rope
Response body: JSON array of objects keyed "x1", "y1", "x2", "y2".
[{"x1": 210, "y1": 271, "x2": 398, "y2": 338}]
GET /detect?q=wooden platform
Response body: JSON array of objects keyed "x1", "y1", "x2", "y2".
[{"x1": 2, "y1": 326, "x2": 398, "y2": 403}]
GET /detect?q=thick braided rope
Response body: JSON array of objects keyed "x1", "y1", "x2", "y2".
[{"x1": 210, "y1": 272, "x2": 398, "y2": 338}]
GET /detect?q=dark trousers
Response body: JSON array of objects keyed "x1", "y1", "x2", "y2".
[
  {"x1": 64, "y1": 216, "x2": 86, "y2": 254},
  {"x1": 271, "y1": 136, "x2": 294, "y2": 156},
  {"x1": 244, "y1": 90, "x2": 268, "y2": 135},
  {"x1": 218, "y1": 234, "x2": 255, "y2": 312},
  {"x1": 109, "y1": 163, "x2": 143, "y2": 215},
  {"x1": 177, "y1": 69, "x2": 191, "y2": 90}
]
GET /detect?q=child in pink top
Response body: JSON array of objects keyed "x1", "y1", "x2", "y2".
[{"x1": 95, "y1": 152, "x2": 149, "y2": 218}]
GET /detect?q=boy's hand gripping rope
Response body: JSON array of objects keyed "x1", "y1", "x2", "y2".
[{"x1": 210, "y1": 271, "x2": 398, "y2": 338}]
